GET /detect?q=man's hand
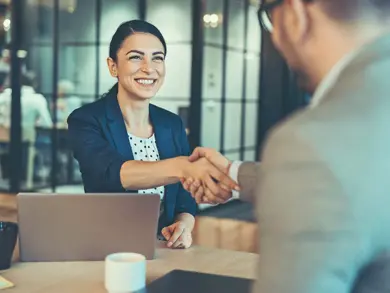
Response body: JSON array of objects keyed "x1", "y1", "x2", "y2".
[
  {"x1": 181, "y1": 147, "x2": 239, "y2": 204},
  {"x1": 178, "y1": 156, "x2": 239, "y2": 204},
  {"x1": 161, "y1": 221, "x2": 192, "y2": 249},
  {"x1": 188, "y1": 147, "x2": 231, "y2": 172}
]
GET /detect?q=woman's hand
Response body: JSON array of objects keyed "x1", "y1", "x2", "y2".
[
  {"x1": 176, "y1": 157, "x2": 239, "y2": 203},
  {"x1": 181, "y1": 176, "x2": 233, "y2": 204},
  {"x1": 161, "y1": 221, "x2": 193, "y2": 249},
  {"x1": 178, "y1": 148, "x2": 239, "y2": 204}
]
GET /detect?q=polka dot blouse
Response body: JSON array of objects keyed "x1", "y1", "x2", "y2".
[{"x1": 128, "y1": 133, "x2": 165, "y2": 200}]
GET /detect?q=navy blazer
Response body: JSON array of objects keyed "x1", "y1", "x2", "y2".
[{"x1": 67, "y1": 92, "x2": 197, "y2": 231}]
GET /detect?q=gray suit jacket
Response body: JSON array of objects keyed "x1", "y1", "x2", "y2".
[{"x1": 239, "y1": 33, "x2": 390, "y2": 293}]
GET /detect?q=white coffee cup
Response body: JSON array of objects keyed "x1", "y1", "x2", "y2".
[{"x1": 105, "y1": 252, "x2": 146, "y2": 293}]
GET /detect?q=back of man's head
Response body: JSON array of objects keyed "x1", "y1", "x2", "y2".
[
  {"x1": 265, "y1": 0, "x2": 390, "y2": 93},
  {"x1": 318, "y1": 0, "x2": 390, "y2": 21}
]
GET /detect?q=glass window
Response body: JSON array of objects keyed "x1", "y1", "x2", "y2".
[
  {"x1": 201, "y1": 101, "x2": 221, "y2": 149},
  {"x1": 59, "y1": 0, "x2": 96, "y2": 43},
  {"x1": 226, "y1": 151, "x2": 240, "y2": 161},
  {"x1": 28, "y1": 46, "x2": 54, "y2": 95},
  {"x1": 202, "y1": 46, "x2": 223, "y2": 100},
  {"x1": 225, "y1": 50, "x2": 244, "y2": 100},
  {"x1": 245, "y1": 101, "x2": 258, "y2": 147},
  {"x1": 152, "y1": 100, "x2": 190, "y2": 116},
  {"x1": 25, "y1": 1, "x2": 54, "y2": 43},
  {"x1": 228, "y1": 0, "x2": 245, "y2": 49},
  {"x1": 247, "y1": 3, "x2": 261, "y2": 53},
  {"x1": 204, "y1": 0, "x2": 224, "y2": 45},
  {"x1": 223, "y1": 102, "x2": 242, "y2": 150},
  {"x1": 244, "y1": 150, "x2": 256, "y2": 161},
  {"x1": 156, "y1": 44, "x2": 192, "y2": 99},
  {"x1": 245, "y1": 54, "x2": 260, "y2": 101},
  {"x1": 148, "y1": 0, "x2": 194, "y2": 114},
  {"x1": 147, "y1": 0, "x2": 192, "y2": 43},
  {"x1": 59, "y1": 45, "x2": 96, "y2": 99},
  {"x1": 100, "y1": 0, "x2": 138, "y2": 43},
  {"x1": 16, "y1": 1, "x2": 56, "y2": 190}
]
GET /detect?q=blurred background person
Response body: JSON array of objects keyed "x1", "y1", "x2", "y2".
[
  {"x1": 55, "y1": 80, "x2": 82, "y2": 126},
  {"x1": 0, "y1": 71, "x2": 52, "y2": 130}
]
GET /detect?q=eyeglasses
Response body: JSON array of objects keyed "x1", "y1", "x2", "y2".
[
  {"x1": 257, "y1": 0, "x2": 284, "y2": 32},
  {"x1": 258, "y1": 0, "x2": 314, "y2": 32}
]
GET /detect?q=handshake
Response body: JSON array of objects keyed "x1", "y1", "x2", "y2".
[{"x1": 179, "y1": 147, "x2": 241, "y2": 204}]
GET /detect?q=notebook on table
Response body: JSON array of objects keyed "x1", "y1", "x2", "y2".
[{"x1": 142, "y1": 269, "x2": 253, "y2": 293}]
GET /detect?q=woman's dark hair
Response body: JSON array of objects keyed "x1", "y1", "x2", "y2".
[{"x1": 107, "y1": 20, "x2": 167, "y2": 96}]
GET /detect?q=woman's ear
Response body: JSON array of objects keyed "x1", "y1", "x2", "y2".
[{"x1": 107, "y1": 57, "x2": 118, "y2": 78}]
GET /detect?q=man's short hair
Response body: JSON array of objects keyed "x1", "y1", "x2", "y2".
[
  {"x1": 319, "y1": 0, "x2": 390, "y2": 21},
  {"x1": 21, "y1": 72, "x2": 36, "y2": 87}
]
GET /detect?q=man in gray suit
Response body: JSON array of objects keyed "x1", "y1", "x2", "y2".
[{"x1": 182, "y1": 0, "x2": 390, "y2": 292}]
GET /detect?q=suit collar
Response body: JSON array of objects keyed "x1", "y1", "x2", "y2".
[
  {"x1": 310, "y1": 32, "x2": 390, "y2": 109},
  {"x1": 349, "y1": 31, "x2": 390, "y2": 68}
]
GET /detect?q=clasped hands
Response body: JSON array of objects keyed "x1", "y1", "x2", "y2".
[{"x1": 180, "y1": 147, "x2": 240, "y2": 205}]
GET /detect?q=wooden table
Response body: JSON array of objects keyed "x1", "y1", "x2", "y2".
[{"x1": 2, "y1": 244, "x2": 258, "y2": 293}]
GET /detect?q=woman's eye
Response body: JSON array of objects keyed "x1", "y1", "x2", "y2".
[
  {"x1": 153, "y1": 56, "x2": 164, "y2": 62},
  {"x1": 129, "y1": 55, "x2": 141, "y2": 60}
]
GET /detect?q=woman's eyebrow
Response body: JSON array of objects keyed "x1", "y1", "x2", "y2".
[
  {"x1": 126, "y1": 49, "x2": 144, "y2": 55},
  {"x1": 153, "y1": 51, "x2": 165, "y2": 56}
]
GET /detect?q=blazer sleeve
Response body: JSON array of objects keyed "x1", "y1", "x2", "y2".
[
  {"x1": 67, "y1": 109, "x2": 127, "y2": 192},
  {"x1": 173, "y1": 118, "x2": 197, "y2": 217},
  {"x1": 237, "y1": 161, "x2": 259, "y2": 203}
]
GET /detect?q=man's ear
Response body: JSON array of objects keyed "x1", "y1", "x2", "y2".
[
  {"x1": 106, "y1": 57, "x2": 118, "y2": 78},
  {"x1": 290, "y1": 0, "x2": 311, "y2": 43}
]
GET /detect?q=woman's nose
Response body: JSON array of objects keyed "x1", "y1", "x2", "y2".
[
  {"x1": 141, "y1": 66, "x2": 153, "y2": 74},
  {"x1": 140, "y1": 59, "x2": 154, "y2": 73}
]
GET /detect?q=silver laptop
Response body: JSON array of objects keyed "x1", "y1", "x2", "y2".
[{"x1": 17, "y1": 193, "x2": 161, "y2": 262}]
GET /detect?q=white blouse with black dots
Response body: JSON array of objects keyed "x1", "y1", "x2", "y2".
[{"x1": 128, "y1": 133, "x2": 165, "y2": 200}]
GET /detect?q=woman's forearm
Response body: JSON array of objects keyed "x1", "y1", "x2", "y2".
[{"x1": 119, "y1": 156, "x2": 188, "y2": 190}]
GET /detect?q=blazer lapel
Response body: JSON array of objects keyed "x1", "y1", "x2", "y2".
[{"x1": 105, "y1": 93, "x2": 134, "y2": 161}]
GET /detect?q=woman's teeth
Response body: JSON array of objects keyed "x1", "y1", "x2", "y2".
[{"x1": 136, "y1": 79, "x2": 155, "y2": 85}]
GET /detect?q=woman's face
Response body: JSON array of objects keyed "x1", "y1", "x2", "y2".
[{"x1": 107, "y1": 33, "x2": 166, "y2": 100}]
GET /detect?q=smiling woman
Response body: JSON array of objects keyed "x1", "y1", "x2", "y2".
[
  {"x1": 66, "y1": 20, "x2": 238, "y2": 250},
  {"x1": 106, "y1": 21, "x2": 167, "y2": 103}
]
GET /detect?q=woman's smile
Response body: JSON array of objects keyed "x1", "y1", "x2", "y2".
[{"x1": 134, "y1": 78, "x2": 158, "y2": 90}]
